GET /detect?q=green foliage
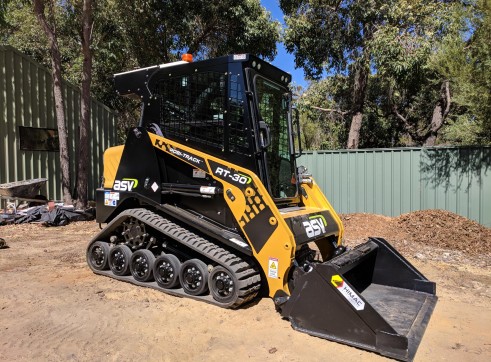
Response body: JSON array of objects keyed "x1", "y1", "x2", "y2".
[
  {"x1": 2, "y1": 3, "x2": 49, "y2": 63},
  {"x1": 295, "y1": 78, "x2": 349, "y2": 150},
  {"x1": 281, "y1": 0, "x2": 380, "y2": 79},
  {"x1": 2, "y1": 0, "x2": 280, "y2": 134},
  {"x1": 5, "y1": 1, "x2": 489, "y2": 147},
  {"x1": 281, "y1": 0, "x2": 473, "y2": 148},
  {"x1": 441, "y1": 114, "x2": 485, "y2": 145},
  {"x1": 297, "y1": 73, "x2": 406, "y2": 149},
  {"x1": 4, "y1": 1, "x2": 89, "y2": 84},
  {"x1": 281, "y1": 0, "x2": 442, "y2": 78},
  {"x1": 178, "y1": 0, "x2": 281, "y2": 60},
  {"x1": 0, "y1": 1, "x2": 7, "y2": 28},
  {"x1": 434, "y1": 0, "x2": 491, "y2": 145},
  {"x1": 370, "y1": 1, "x2": 445, "y2": 80},
  {"x1": 103, "y1": 0, "x2": 280, "y2": 65}
]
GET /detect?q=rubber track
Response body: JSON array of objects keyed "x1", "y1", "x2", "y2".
[{"x1": 88, "y1": 208, "x2": 261, "y2": 309}]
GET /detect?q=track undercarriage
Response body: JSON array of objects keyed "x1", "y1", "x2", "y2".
[{"x1": 87, "y1": 208, "x2": 261, "y2": 308}]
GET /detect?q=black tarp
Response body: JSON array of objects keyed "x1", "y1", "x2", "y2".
[{"x1": 13, "y1": 206, "x2": 94, "y2": 226}]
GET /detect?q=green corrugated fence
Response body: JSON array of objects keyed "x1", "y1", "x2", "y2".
[
  {"x1": 299, "y1": 147, "x2": 491, "y2": 227},
  {"x1": 0, "y1": 45, "x2": 118, "y2": 201}
]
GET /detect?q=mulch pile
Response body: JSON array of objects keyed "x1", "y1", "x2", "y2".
[
  {"x1": 395, "y1": 210, "x2": 491, "y2": 255},
  {"x1": 341, "y1": 209, "x2": 491, "y2": 257}
]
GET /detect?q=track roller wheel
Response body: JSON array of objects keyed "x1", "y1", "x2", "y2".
[
  {"x1": 130, "y1": 249, "x2": 155, "y2": 282},
  {"x1": 154, "y1": 254, "x2": 181, "y2": 289},
  {"x1": 180, "y1": 259, "x2": 209, "y2": 296},
  {"x1": 109, "y1": 245, "x2": 132, "y2": 276},
  {"x1": 208, "y1": 266, "x2": 239, "y2": 304},
  {"x1": 87, "y1": 241, "x2": 110, "y2": 271}
]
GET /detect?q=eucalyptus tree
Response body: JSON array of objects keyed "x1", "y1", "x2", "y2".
[
  {"x1": 281, "y1": 0, "x2": 453, "y2": 148},
  {"x1": 32, "y1": 0, "x2": 74, "y2": 205},
  {"x1": 435, "y1": 0, "x2": 491, "y2": 145},
  {"x1": 4, "y1": 0, "x2": 280, "y2": 205}
]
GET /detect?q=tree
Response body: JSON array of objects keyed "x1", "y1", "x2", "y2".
[
  {"x1": 97, "y1": 0, "x2": 280, "y2": 137},
  {"x1": 386, "y1": 75, "x2": 452, "y2": 146},
  {"x1": 33, "y1": 0, "x2": 73, "y2": 205},
  {"x1": 298, "y1": 74, "x2": 403, "y2": 149},
  {"x1": 374, "y1": 0, "x2": 491, "y2": 146},
  {"x1": 31, "y1": 0, "x2": 93, "y2": 208},
  {"x1": 281, "y1": 0, "x2": 380, "y2": 148},
  {"x1": 435, "y1": 0, "x2": 491, "y2": 145},
  {"x1": 369, "y1": 2, "x2": 454, "y2": 146},
  {"x1": 281, "y1": 0, "x2": 452, "y2": 148},
  {"x1": 111, "y1": 0, "x2": 280, "y2": 65},
  {"x1": 181, "y1": 0, "x2": 280, "y2": 59},
  {"x1": 76, "y1": 0, "x2": 93, "y2": 209},
  {"x1": 5, "y1": 0, "x2": 279, "y2": 109},
  {"x1": 5, "y1": 0, "x2": 281, "y2": 202},
  {"x1": 295, "y1": 78, "x2": 350, "y2": 149}
]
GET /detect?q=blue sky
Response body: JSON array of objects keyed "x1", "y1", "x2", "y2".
[{"x1": 260, "y1": 0, "x2": 308, "y2": 88}]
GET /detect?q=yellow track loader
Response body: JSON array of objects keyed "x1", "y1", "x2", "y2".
[{"x1": 87, "y1": 54, "x2": 437, "y2": 361}]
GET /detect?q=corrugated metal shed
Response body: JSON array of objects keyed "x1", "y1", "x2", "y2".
[
  {"x1": 299, "y1": 147, "x2": 491, "y2": 227},
  {"x1": 0, "y1": 45, "x2": 118, "y2": 201}
]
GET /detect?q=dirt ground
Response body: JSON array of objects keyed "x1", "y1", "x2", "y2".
[{"x1": 1, "y1": 210, "x2": 490, "y2": 362}]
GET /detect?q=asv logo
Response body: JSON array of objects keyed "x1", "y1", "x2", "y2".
[
  {"x1": 113, "y1": 178, "x2": 138, "y2": 191},
  {"x1": 302, "y1": 215, "x2": 327, "y2": 238}
]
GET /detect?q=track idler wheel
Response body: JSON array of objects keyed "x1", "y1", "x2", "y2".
[
  {"x1": 87, "y1": 241, "x2": 110, "y2": 271},
  {"x1": 180, "y1": 259, "x2": 209, "y2": 296},
  {"x1": 209, "y1": 266, "x2": 239, "y2": 304},
  {"x1": 130, "y1": 249, "x2": 156, "y2": 282},
  {"x1": 154, "y1": 254, "x2": 181, "y2": 289},
  {"x1": 109, "y1": 245, "x2": 132, "y2": 276}
]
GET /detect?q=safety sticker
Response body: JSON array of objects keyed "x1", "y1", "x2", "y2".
[
  {"x1": 268, "y1": 257, "x2": 279, "y2": 278},
  {"x1": 330, "y1": 275, "x2": 365, "y2": 311},
  {"x1": 104, "y1": 191, "x2": 119, "y2": 207}
]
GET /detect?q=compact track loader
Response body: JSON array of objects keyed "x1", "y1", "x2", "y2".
[{"x1": 87, "y1": 54, "x2": 437, "y2": 361}]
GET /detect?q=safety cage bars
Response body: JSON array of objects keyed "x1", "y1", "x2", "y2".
[{"x1": 152, "y1": 71, "x2": 251, "y2": 155}]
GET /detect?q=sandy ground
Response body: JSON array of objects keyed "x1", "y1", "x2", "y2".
[{"x1": 1, "y1": 217, "x2": 490, "y2": 362}]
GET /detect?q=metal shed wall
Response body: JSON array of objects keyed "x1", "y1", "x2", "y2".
[
  {"x1": 299, "y1": 147, "x2": 491, "y2": 227},
  {"x1": 0, "y1": 45, "x2": 118, "y2": 201}
]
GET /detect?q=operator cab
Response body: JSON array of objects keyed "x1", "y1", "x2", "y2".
[{"x1": 114, "y1": 54, "x2": 301, "y2": 207}]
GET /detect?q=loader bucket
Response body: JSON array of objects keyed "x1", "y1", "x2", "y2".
[{"x1": 278, "y1": 237, "x2": 437, "y2": 361}]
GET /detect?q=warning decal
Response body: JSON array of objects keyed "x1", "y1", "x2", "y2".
[
  {"x1": 268, "y1": 257, "x2": 279, "y2": 278},
  {"x1": 330, "y1": 275, "x2": 365, "y2": 311},
  {"x1": 104, "y1": 192, "x2": 119, "y2": 207}
]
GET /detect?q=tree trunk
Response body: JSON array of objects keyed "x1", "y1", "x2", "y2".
[
  {"x1": 346, "y1": 59, "x2": 369, "y2": 149},
  {"x1": 75, "y1": 0, "x2": 93, "y2": 209},
  {"x1": 347, "y1": 112, "x2": 363, "y2": 149},
  {"x1": 33, "y1": 0, "x2": 73, "y2": 205},
  {"x1": 423, "y1": 80, "x2": 451, "y2": 147},
  {"x1": 424, "y1": 106, "x2": 442, "y2": 146}
]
